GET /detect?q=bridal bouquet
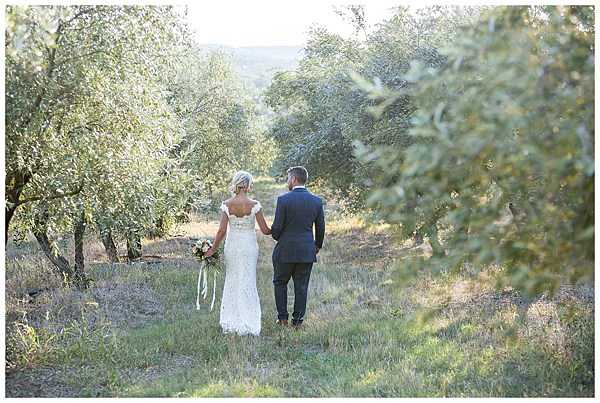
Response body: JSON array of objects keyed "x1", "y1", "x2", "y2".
[{"x1": 191, "y1": 239, "x2": 221, "y2": 311}]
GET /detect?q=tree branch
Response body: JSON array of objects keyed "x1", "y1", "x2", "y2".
[
  {"x1": 55, "y1": 49, "x2": 113, "y2": 68},
  {"x1": 62, "y1": 6, "x2": 94, "y2": 27},
  {"x1": 16, "y1": 181, "x2": 84, "y2": 207}
]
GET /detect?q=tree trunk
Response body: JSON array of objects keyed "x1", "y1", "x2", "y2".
[
  {"x1": 412, "y1": 230, "x2": 424, "y2": 246},
  {"x1": 148, "y1": 216, "x2": 166, "y2": 239},
  {"x1": 5, "y1": 171, "x2": 32, "y2": 244},
  {"x1": 99, "y1": 227, "x2": 119, "y2": 263},
  {"x1": 33, "y1": 228, "x2": 75, "y2": 283},
  {"x1": 126, "y1": 233, "x2": 142, "y2": 261},
  {"x1": 6, "y1": 204, "x2": 17, "y2": 245},
  {"x1": 459, "y1": 208, "x2": 471, "y2": 260},
  {"x1": 428, "y1": 225, "x2": 446, "y2": 258},
  {"x1": 33, "y1": 204, "x2": 75, "y2": 284},
  {"x1": 72, "y1": 212, "x2": 89, "y2": 289},
  {"x1": 33, "y1": 205, "x2": 89, "y2": 289}
]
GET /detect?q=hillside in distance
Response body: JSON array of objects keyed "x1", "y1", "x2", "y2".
[{"x1": 200, "y1": 44, "x2": 304, "y2": 93}]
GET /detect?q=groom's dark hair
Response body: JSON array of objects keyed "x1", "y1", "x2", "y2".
[{"x1": 287, "y1": 166, "x2": 308, "y2": 184}]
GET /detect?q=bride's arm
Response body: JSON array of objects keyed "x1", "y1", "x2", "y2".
[
  {"x1": 205, "y1": 212, "x2": 228, "y2": 257},
  {"x1": 255, "y1": 211, "x2": 271, "y2": 235}
]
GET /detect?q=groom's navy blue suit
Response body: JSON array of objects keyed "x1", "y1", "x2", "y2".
[{"x1": 271, "y1": 186, "x2": 325, "y2": 324}]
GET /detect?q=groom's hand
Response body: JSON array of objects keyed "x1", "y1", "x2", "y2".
[{"x1": 315, "y1": 247, "x2": 320, "y2": 255}]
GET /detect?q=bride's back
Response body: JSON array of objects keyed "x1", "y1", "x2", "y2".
[{"x1": 224, "y1": 196, "x2": 258, "y2": 218}]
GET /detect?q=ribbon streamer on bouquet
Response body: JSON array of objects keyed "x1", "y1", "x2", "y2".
[
  {"x1": 196, "y1": 259, "x2": 217, "y2": 311},
  {"x1": 196, "y1": 260, "x2": 204, "y2": 310},
  {"x1": 202, "y1": 266, "x2": 207, "y2": 299}
]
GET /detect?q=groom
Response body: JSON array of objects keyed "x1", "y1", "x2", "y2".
[{"x1": 271, "y1": 166, "x2": 325, "y2": 328}]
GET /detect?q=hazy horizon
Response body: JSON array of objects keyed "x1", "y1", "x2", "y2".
[
  {"x1": 198, "y1": 43, "x2": 305, "y2": 49},
  {"x1": 185, "y1": 0, "x2": 402, "y2": 47}
]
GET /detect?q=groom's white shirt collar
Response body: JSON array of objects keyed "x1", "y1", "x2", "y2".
[{"x1": 292, "y1": 185, "x2": 306, "y2": 190}]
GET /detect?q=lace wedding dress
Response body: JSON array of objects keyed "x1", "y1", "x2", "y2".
[{"x1": 219, "y1": 201, "x2": 262, "y2": 336}]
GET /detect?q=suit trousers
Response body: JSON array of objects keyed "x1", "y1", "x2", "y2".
[{"x1": 273, "y1": 261, "x2": 313, "y2": 324}]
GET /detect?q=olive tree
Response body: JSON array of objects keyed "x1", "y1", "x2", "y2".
[
  {"x1": 266, "y1": 7, "x2": 478, "y2": 207},
  {"x1": 169, "y1": 49, "x2": 256, "y2": 205},
  {"x1": 6, "y1": 5, "x2": 191, "y2": 285},
  {"x1": 356, "y1": 6, "x2": 594, "y2": 296}
]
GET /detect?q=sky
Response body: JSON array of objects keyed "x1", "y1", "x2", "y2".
[{"x1": 185, "y1": 0, "x2": 403, "y2": 47}]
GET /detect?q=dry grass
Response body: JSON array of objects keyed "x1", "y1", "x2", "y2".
[{"x1": 4, "y1": 177, "x2": 594, "y2": 397}]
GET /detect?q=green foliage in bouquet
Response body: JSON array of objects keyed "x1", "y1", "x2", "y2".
[{"x1": 191, "y1": 239, "x2": 221, "y2": 266}]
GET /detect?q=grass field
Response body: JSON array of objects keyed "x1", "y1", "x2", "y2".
[{"x1": 5, "y1": 177, "x2": 594, "y2": 397}]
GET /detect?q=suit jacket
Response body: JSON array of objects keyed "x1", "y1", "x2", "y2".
[{"x1": 271, "y1": 187, "x2": 325, "y2": 263}]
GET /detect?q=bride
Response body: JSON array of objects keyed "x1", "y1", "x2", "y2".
[{"x1": 205, "y1": 171, "x2": 271, "y2": 336}]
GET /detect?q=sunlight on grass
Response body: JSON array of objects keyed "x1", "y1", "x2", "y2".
[
  {"x1": 5, "y1": 176, "x2": 594, "y2": 397},
  {"x1": 172, "y1": 220, "x2": 220, "y2": 239},
  {"x1": 355, "y1": 369, "x2": 385, "y2": 387},
  {"x1": 190, "y1": 380, "x2": 281, "y2": 397}
]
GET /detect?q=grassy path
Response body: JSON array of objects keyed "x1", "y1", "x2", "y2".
[{"x1": 5, "y1": 177, "x2": 594, "y2": 397}]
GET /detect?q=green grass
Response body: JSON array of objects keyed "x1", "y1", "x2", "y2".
[{"x1": 5, "y1": 177, "x2": 594, "y2": 397}]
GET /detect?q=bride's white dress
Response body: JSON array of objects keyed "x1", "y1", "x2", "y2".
[{"x1": 219, "y1": 201, "x2": 262, "y2": 336}]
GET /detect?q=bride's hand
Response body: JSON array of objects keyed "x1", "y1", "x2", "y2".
[{"x1": 205, "y1": 247, "x2": 215, "y2": 257}]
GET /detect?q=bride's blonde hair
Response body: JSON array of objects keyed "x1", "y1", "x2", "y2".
[{"x1": 230, "y1": 171, "x2": 253, "y2": 194}]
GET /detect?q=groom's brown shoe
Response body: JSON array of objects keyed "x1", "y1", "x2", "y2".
[{"x1": 276, "y1": 319, "x2": 288, "y2": 326}]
